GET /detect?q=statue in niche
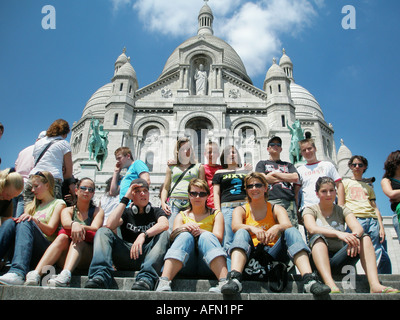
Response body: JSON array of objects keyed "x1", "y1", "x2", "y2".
[
  {"x1": 194, "y1": 64, "x2": 208, "y2": 95},
  {"x1": 287, "y1": 119, "x2": 305, "y2": 164}
]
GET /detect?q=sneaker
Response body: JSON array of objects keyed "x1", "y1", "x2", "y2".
[
  {"x1": 303, "y1": 273, "x2": 331, "y2": 296},
  {"x1": 25, "y1": 271, "x2": 41, "y2": 286},
  {"x1": 131, "y1": 279, "x2": 152, "y2": 291},
  {"x1": 0, "y1": 272, "x2": 24, "y2": 286},
  {"x1": 85, "y1": 277, "x2": 106, "y2": 289},
  {"x1": 209, "y1": 278, "x2": 227, "y2": 293},
  {"x1": 221, "y1": 271, "x2": 243, "y2": 295},
  {"x1": 47, "y1": 270, "x2": 71, "y2": 287},
  {"x1": 155, "y1": 277, "x2": 172, "y2": 292}
]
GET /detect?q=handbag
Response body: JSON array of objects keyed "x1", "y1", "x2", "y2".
[{"x1": 243, "y1": 243, "x2": 288, "y2": 292}]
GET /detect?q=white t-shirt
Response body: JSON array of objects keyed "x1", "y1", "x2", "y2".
[
  {"x1": 29, "y1": 136, "x2": 71, "y2": 181},
  {"x1": 296, "y1": 161, "x2": 342, "y2": 210}
]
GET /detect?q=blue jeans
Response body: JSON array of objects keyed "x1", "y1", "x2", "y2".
[
  {"x1": 355, "y1": 218, "x2": 392, "y2": 274},
  {"x1": 88, "y1": 227, "x2": 169, "y2": 289},
  {"x1": 167, "y1": 199, "x2": 189, "y2": 232},
  {"x1": 0, "y1": 219, "x2": 51, "y2": 278},
  {"x1": 229, "y1": 227, "x2": 310, "y2": 265},
  {"x1": 164, "y1": 231, "x2": 226, "y2": 277},
  {"x1": 12, "y1": 193, "x2": 25, "y2": 218}
]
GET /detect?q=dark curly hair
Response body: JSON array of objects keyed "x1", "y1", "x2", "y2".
[
  {"x1": 383, "y1": 150, "x2": 400, "y2": 179},
  {"x1": 348, "y1": 155, "x2": 368, "y2": 173},
  {"x1": 46, "y1": 119, "x2": 70, "y2": 137}
]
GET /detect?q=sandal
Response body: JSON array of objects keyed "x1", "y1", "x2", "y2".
[
  {"x1": 330, "y1": 286, "x2": 341, "y2": 294},
  {"x1": 373, "y1": 286, "x2": 400, "y2": 294}
]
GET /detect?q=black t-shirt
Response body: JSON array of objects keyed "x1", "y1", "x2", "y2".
[
  {"x1": 120, "y1": 205, "x2": 167, "y2": 244},
  {"x1": 0, "y1": 200, "x2": 12, "y2": 218},
  {"x1": 212, "y1": 170, "x2": 248, "y2": 203},
  {"x1": 255, "y1": 159, "x2": 299, "y2": 201}
]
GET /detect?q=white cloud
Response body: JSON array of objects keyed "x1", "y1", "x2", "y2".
[
  {"x1": 114, "y1": 0, "x2": 320, "y2": 78},
  {"x1": 111, "y1": 0, "x2": 133, "y2": 12}
]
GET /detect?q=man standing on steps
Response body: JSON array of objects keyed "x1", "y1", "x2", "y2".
[
  {"x1": 85, "y1": 179, "x2": 169, "y2": 290},
  {"x1": 110, "y1": 147, "x2": 150, "y2": 200},
  {"x1": 256, "y1": 136, "x2": 301, "y2": 228}
]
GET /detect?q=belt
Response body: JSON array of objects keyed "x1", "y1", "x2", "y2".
[{"x1": 221, "y1": 201, "x2": 246, "y2": 208}]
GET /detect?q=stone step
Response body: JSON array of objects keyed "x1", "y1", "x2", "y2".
[{"x1": 1, "y1": 272, "x2": 400, "y2": 300}]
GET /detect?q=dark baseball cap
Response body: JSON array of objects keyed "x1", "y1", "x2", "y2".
[
  {"x1": 268, "y1": 136, "x2": 282, "y2": 146},
  {"x1": 130, "y1": 178, "x2": 149, "y2": 190}
]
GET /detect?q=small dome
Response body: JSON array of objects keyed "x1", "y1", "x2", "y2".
[
  {"x1": 82, "y1": 83, "x2": 112, "y2": 118},
  {"x1": 117, "y1": 61, "x2": 137, "y2": 79},
  {"x1": 337, "y1": 139, "x2": 352, "y2": 160},
  {"x1": 265, "y1": 58, "x2": 287, "y2": 81},
  {"x1": 290, "y1": 82, "x2": 324, "y2": 120},
  {"x1": 279, "y1": 48, "x2": 293, "y2": 67},
  {"x1": 115, "y1": 48, "x2": 128, "y2": 66}
]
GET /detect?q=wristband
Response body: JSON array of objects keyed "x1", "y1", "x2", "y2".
[
  {"x1": 143, "y1": 231, "x2": 149, "y2": 239},
  {"x1": 120, "y1": 197, "x2": 130, "y2": 206}
]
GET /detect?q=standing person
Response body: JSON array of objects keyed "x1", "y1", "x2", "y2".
[
  {"x1": 212, "y1": 145, "x2": 250, "y2": 253},
  {"x1": 13, "y1": 131, "x2": 47, "y2": 217},
  {"x1": 161, "y1": 137, "x2": 205, "y2": 231},
  {"x1": 0, "y1": 168, "x2": 24, "y2": 223},
  {"x1": 303, "y1": 176, "x2": 399, "y2": 294},
  {"x1": 85, "y1": 179, "x2": 169, "y2": 290},
  {"x1": 203, "y1": 141, "x2": 222, "y2": 209},
  {"x1": 381, "y1": 150, "x2": 400, "y2": 239},
  {"x1": 99, "y1": 176, "x2": 121, "y2": 227},
  {"x1": 221, "y1": 172, "x2": 330, "y2": 296},
  {"x1": 156, "y1": 178, "x2": 228, "y2": 293},
  {"x1": 25, "y1": 178, "x2": 104, "y2": 287},
  {"x1": 295, "y1": 138, "x2": 344, "y2": 213},
  {"x1": 110, "y1": 147, "x2": 150, "y2": 200},
  {"x1": 26, "y1": 119, "x2": 74, "y2": 204},
  {"x1": 256, "y1": 136, "x2": 300, "y2": 227},
  {"x1": 0, "y1": 171, "x2": 66, "y2": 285},
  {"x1": 343, "y1": 155, "x2": 391, "y2": 274}
]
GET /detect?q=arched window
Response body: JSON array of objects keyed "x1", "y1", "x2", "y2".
[{"x1": 113, "y1": 114, "x2": 119, "y2": 126}]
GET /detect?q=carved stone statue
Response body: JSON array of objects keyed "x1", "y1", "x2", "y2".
[
  {"x1": 287, "y1": 119, "x2": 305, "y2": 164},
  {"x1": 88, "y1": 118, "x2": 109, "y2": 170},
  {"x1": 194, "y1": 64, "x2": 207, "y2": 95}
]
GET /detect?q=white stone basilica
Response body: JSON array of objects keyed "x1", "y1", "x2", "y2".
[{"x1": 71, "y1": 1, "x2": 352, "y2": 195}]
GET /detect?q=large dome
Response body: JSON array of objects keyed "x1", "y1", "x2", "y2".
[
  {"x1": 290, "y1": 82, "x2": 324, "y2": 120},
  {"x1": 159, "y1": 34, "x2": 251, "y2": 84}
]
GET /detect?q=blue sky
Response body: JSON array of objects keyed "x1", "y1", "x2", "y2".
[{"x1": 0, "y1": 0, "x2": 399, "y2": 216}]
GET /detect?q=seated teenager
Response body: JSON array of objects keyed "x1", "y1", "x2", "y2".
[
  {"x1": 221, "y1": 172, "x2": 330, "y2": 296},
  {"x1": 85, "y1": 178, "x2": 169, "y2": 291},
  {"x1": 25, "y1": 178, "x2": 104, "y2": 286},
  {"x1": 303, "y1": 176, "x2": 400, "y2": 294},
  {"x1": 156, "y1": 178, "x2": 228, "y2": 293},
  {"x1": 0, "y1": 171, "x2": 65, "y2": 285}
]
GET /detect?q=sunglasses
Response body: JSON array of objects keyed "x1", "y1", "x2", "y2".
[
  {"x1": 268, "y1": 143, "x2": 281, "y2": 147},
  {"x1": 189, "y1": 191, "x2": 208, "y2": 198},
  {"x1": 79, "y1": 186, "x2": 95, "y2": 193},
  {"x1": 351, "y1": 163, "x2": 365, "y2": 168},
  {"x1": 246, "y1": 183, "x2": 264, "y2": 189}
]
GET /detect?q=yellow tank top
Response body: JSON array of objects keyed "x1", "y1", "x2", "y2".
[
  {"x1": 244, "y1": 202, "x2": 278, "y2": 247},
  {"x1": 180, "y1": 209, "x2": 220, "y2": 232}
]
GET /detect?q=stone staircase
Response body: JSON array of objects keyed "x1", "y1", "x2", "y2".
[{"x1": 1, "y1": 271, "x2": 400, "y2": 300}]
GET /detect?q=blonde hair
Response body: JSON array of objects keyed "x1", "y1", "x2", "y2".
[
  {"x1": 25, "y1": 171, "x2": 55, "y2": 216},
  {"x1": 0, "y1": 169, "x2": 24, "y2": 194}
]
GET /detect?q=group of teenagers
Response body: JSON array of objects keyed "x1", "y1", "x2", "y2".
[{"x1": 0, "y1": 121, "x2": 400, "y2": 297}]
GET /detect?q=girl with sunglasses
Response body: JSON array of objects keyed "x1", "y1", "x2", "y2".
[
  {"x1": 156, "y1": 178, "x2": 228, "y2": 293},
  {"x1": 221, "y1": 172, "x2": 330, "y2": 296},
  {"x1": 303, "y1": 176, "x2": 399, "y2": 294},
  {"x1": 25, "y1": 178, "x2": 104, "y2": 287},
  {"x1": 0, "y1": 171, "x2": 66, "y2": 285}
]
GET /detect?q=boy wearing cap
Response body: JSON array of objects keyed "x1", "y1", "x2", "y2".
[
  {"x1": 85, "y1": 178, "x2": 169, "y2": 290},
  {"x1": 255, "y1": 136, "x2": 300, "y2": 227}
]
